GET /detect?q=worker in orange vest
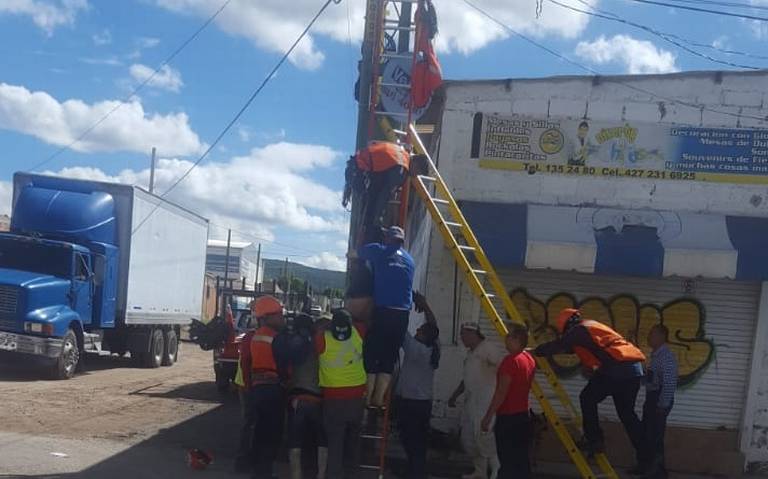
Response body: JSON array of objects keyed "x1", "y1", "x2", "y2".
[
  {"x1": 355, "y1": 141, "x2": 410, "y2": 244},
  {"x1": 235, "y1": 295, "x2": 286, "y2": 479},
  {"x1": 534, "y1": 309, "x2": 646, "y2": 460}
]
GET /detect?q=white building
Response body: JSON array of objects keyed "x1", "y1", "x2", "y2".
[
  {"x1": 0, "y1": 215, "x2": 9, "y2": 232},
  {"x1": 206, "y1": 239, "x2": 264, "y2": 290},
  {"x1": 404, "y1": 70, "x2": 768, "y2": 475}
]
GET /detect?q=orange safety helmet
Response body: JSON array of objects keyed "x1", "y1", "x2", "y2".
[
  {"x1": 251, "y1": 295, "x2": 283, "y2": 319},
  {"x1": 556, "y1": 308, "x2": 582, "y2": 334}
]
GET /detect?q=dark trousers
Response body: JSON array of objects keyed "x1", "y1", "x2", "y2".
[
  {"x1": 397, "y1": 397, "x2": 432, "y2": 479},
  {"x1": 641, "y1": 391, "x2": 671, "y2": 475},
  {"x1": 237, "y1": 384, "x2": 285, "y2": 477},
  {"x1": 363, "y1": 308, "x2": 409, "y2": 374},
  {"x1": 494, "y1": 413, "x2": 532, "y2": 479},
  {"x1": 362, "y1": 166, "x2": 406, "y2": 244},
  {"x1": 579, "y1": 374, "x2": 643, "y2": 455},
  {"x1": 287, "y1": 397, "x2": 327, "y2": 448},
  {"x1": 323, "y1": 397, "x2": 365, "y2": 478}
]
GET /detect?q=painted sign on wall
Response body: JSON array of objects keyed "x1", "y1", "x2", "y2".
[
  {"x1": 473, "y1": 113, "x2": 768, "y2": 185},
  {"x1": 509, "y1": 288, "x2": 714, "y2": 386}
]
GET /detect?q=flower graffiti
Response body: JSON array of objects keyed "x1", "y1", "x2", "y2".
[{"x1": 508, "y1": 289, "x2": 714, "y2": 386}]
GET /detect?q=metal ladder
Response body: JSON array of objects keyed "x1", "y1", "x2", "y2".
[
  {"x1": 407, "y1": 123, "x2": 619, "y2": 479},
  {"x1": 359, "y1": 386, "x2": 395, "y2": 478}
]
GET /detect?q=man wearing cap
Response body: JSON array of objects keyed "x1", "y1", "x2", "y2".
[
  {"x1": 534, "y1": 309, "x2": 645, "y2": 459},
  {"x1": 316, "y1": 309, "x2": 368, "y2": 479},
  {"x1": 355, "y1": 225, "x2": 415, "y2": 408},
  {"x1": 448, "y1": 322, "x2": 506, "y2": 479},
  {"x1": 238, "y1": 295, "x2": 286, "y2": 479}
]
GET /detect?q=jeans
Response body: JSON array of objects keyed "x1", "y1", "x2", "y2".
[
  {"x1": 361, "y1": 166, "x2": 406, "y2": 244},
  {"x1": 397, "y1": 397, "x2": 432, "y2": 479},
  {"x1": 237, "y1": 384, "x2": 285, "y2": 477},
  {"x1": 641, "y1": 390, "x2": 671, "y2": 474},
  {"x1": 494, "y1": 413, "x2": 532, "y2": 479},
  {"x1": 363, "y1": 308, "x2": 409, "y2": 374},
  {"x1": 323, "y1": 397, "x2": 365, "y2": 478},
  {"x1": 579, "y1": 373, "x2": 643, "y2": 457}
]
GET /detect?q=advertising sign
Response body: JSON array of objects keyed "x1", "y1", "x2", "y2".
[{"x1": 476, "y1": 114, "x2": 768, "y2": 184}]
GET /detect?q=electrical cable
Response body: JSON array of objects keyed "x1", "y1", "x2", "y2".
[
  {"x1": 131, "y1": 0, "x2": 343, "y2": 236},
  {"x1": 548, "y1": 0, "x2": 765, "y2": 70},
  {"x1": 29, "y1": 0, "x2": 234, "y2": 172},
  {"x1": 662, "y1": 0, "x2": 768, "y2": 11},
  {"x1": 624, "y1": 0, "x2": 768, "y2": 22},
  {"x1": 463, "y1": 0, "x2": 768, "y2": 123}
]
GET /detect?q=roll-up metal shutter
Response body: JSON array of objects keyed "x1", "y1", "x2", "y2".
[{"x1": 457, "y1": 269, "x2": 759, "y2": 430}]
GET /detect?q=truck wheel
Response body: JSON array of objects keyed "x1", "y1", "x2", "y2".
[
  {"x1": 142, "y1": 328, "x2": 164, "y2": 369},
  {"x1": 162, "y1": 329, "x2": 179, "y2": 366},
  {"x1": 52, "y1": 329, "x2": 80, "y2": 380}
]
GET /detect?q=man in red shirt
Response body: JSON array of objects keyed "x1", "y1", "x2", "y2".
[{"x1": 481, "y1": 324, "x2": 537, "y2": 479}]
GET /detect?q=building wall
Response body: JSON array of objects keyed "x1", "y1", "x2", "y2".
[{"x1": 419, "y1": 71, "x2": 768, "y2": 472}]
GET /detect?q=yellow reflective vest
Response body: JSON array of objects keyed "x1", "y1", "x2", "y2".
[{"x1": 319, "y1": 328, "x2": 366, "y2": 388}]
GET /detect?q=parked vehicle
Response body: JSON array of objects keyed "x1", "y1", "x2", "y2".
[{"x1": 0, "y1": 173, "x2": 209, "y2": 379}]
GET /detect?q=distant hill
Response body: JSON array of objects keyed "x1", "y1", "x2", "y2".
[{"x1": 263, "y1": 259, "x2": 346, "y2": 291}]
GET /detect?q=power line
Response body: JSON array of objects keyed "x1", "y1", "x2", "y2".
[
  {"x1": 209, "y1": 223, "x2": 329, "y2": 256},
  {"x1": 662, "y1": 0, "x2": 768, "y2": 11},
  {"x1": 131, "y1": 0, "x2": 342, "y2": 236},
  {"x1": 30, "y1": 0, "x2": 234, "y2": 172},
  {"x1": 548, "y1": 0, "x2": 764, "y2": 70},
  {"x1": 463, "y1": 0, "x2": 768, "y2": 122},
  {"x1": 572, "y1": 0, "x2": 768, "y2": 62},
  {"x1": 624, "y1": 0, "x2": 768, "y2": 22}
]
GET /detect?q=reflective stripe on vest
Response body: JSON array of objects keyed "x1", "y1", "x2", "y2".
[
  {"x1": 574, "y1": 320, "x2": 646, "y2": 369},
  {"x1": 318, "y1": 328, "x2": 366, "y2": 388},
  {"x1": 355, "y1": 142, "x2": 410, "y2": 173},
  {"x1": 250, "y1": 326, "x2": 278, "y2": 372}
]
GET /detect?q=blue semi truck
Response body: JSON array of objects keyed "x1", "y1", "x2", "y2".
[{"x1": 0, "y1": 173, "x2": 209, "y2": 379}]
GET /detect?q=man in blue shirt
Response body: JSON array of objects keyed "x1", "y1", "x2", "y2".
[
  {"x1": 357, "y1": 225, "x2": 415, "y2": 407},
  {"x1": 634, "y1": 324, "x2": 678, "y2": 479}
]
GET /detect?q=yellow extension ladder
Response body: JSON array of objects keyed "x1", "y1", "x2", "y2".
[{"x1": 407, "y1": 123, "x2": 619, "y2": 479}]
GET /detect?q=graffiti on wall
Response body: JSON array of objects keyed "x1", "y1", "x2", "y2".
[{"x1": 509, "y1": 289, "x2": 714, "y2": 386}]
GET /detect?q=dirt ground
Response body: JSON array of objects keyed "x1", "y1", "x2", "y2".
[{"x1": 0, "y1": 344, "x2": 745, "y2": 479}]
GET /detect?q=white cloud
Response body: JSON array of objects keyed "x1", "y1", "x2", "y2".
[
  {"x1": 301, "y1": 252, "x2": 346, "y2": 272},
  {"x1": 42, "y1": 141, "x2": 347, "y2": 239},
  {"x1": 711, "y1": 35, "x2": 729, "y2": 50},
  {"x1": 92, "y1": 28, "x2": 111, "y2": 45},
  {"x1": 574, "y1": 35, "x2": 679, "y2": 74},
  {"x1": 152, "y1": 0, "x2": 591, "y2": 69},
  {"x1": 128, "y1": 37, "x2": 161, "y2": 60},
  {"x1": 0, "y1": 0, "x2": 88, "y2": 34},
  {"x1": 0, "y1": 82, "x2": 204, "y2": 156},
  {"x1": 80, "y1": 56, "x2": 122, "y2": 66},
  {"x1": 129, "y1": 64, "x2": 184, "y2": 93},
  {"x1": 0, "y1": 181, "x2": 11, "y2": 216}
]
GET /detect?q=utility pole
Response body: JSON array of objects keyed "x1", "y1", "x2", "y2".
[
  {"x1": 223, "y1": 229, "x2": 232, "y2": 288},
  {"x1": 255, "y1": 243, "x2": 262, "y2": 292},
  {"x1": 283, "y1": 257, "x2": 290, "y2": 305},
  {"x1": 149, "y1": 147, "x2": 157, "y2": 194},
  {"x1": 349, "y1": 0, "x2": 381, "y2": 253}
]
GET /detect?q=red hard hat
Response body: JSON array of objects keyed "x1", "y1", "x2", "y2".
[
  {"x1": 187, "y1": 449, "x2": 213, "y2": 470},
  {"x1": 556, "y1": 308, "x2": 581, "y2": 334},
  {"x1": 251, "y1": 295, "x2": 283, "y2": 319}
]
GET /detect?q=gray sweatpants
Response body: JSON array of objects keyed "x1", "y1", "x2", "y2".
[{"x1": 323, "y1": 397, "x2": 365, "y2": 478}]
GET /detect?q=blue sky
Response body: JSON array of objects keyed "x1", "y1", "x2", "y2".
[{"x1": 0, "y1": 0, "x2": 765, "y2": 270}]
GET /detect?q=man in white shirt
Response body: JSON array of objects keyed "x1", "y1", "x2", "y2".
[{"x1": 448, "y1": 322, "x2": 506, "y2": 479}]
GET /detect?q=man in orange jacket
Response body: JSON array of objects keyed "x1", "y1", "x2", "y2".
[
  {"x1": 236, "y1": 295, "x2": 286, "y2": 479},
  {"x1": 355, "y1": 141, "x2": 410, "y2": 243},
  {"x1": 534, "y1": 309, "x2": 646, "y2": 459}
]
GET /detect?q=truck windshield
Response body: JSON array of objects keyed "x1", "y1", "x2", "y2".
[{"x1": 0, "y1": 237, "x2": 72, "y2": 278}]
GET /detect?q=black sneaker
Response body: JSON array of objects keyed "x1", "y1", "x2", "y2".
[{"x1": 575, "y1": 437, "x2": 605, "y2": 456}]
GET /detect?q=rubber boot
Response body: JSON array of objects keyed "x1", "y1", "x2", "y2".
[
  {"x1": 462, "y1": 456, "x2": 488, "y2": 479},
  {"x1": 316, "y1": 447, "x2": 328, "y2": 479},
  {"x1": 288, "y1": 448, "x2": 302, "y2": 479},
  {"x1": 366, "y1": 374, "x2": 376, "y2": 407},
  {"x1": 489, "y1": 455, "x2": 500, "y2": 479},
  {"x1": 372, "y1": 373, "x2": 392, "y2": 407}
]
